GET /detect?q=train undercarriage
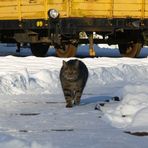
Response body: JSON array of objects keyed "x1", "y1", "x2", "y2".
[{"x1": 0, "y1": 18, "x2": 148, "y2": 57}]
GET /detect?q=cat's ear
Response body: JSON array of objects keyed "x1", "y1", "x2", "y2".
[
  {"x1": 75, "y1": 60, "x2": 79, "y2": 68},
  {"x1": 63, "y1": 60, "x2": 67, "y2": 68}
]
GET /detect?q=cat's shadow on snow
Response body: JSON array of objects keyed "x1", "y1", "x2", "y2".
[{"x1": 81, "y1": 95, "x2": 111, "y2": 105}]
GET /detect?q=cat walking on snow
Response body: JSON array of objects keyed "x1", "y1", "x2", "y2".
[{"x1": 60, "y1": 59, "x2": 88, "y2": 108}]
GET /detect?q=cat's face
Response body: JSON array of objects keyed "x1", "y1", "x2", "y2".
[{"x1": 62, "y1": 60, "x2": 79, "y2": 81}]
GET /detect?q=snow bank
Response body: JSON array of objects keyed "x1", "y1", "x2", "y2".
[
  {"x1": 0, "y1": 140, "x2": 57, "y2": 148},
  {"x1": 103, "y1": 84, "x2": 148, "y2": 132},
  {"x1": 0, "y1": 134, "x2": 58, "y2": 148},
  {"x1": 0, "y1": 58, "x2": 148, "y2": 96},
  {"x1": 0, "y1": 68, "x2": 61, "y2": 95},
  {"x1": 0, "y1": 56, "x2": 148, "y2": 133},
  {"x1": 0, "y1": 140, "x2": 54, "y2": 148}
]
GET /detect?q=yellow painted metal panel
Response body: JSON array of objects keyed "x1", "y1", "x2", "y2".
[
  {"x1": 70, "y1": 3, "x2": 111, "y2": 18},
  {"x1": 70, "y1": 1, "x2": 111, "y2": 17},
  {"x1": 0, "y1": 0, "x2": 148, "y2": 20},
  {"x1": 70, "y1": 0, "x2": 148, "y2": 18},
  {"x1": 0, "y1": 0, "x2": 18, "y2": 20},
  {"x1": 47, "y1": 0, "x2": 67, "y2": 17},
  {"x1": 112, "y1": 0, "x2": 147, "y2": 18},
  {"x1": 20, "y1": 0, "x2": 46, "y2": 19},
  {"x1": 20, "y1": 0, "x2": 67, "y2": 19}
]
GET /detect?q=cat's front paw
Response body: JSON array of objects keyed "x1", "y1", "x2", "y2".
[
  {"x1": 74, "y1": 100, "x2": 80, "y2": 106},
  {"x1": 66, "y1": 99, "x2": 73, "y2": 108},
  {"x1": 66, "y1": 103, "x2": 73, "y2": 108}
]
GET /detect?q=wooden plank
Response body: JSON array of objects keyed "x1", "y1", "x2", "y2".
[
  {"x1": 0, "y1": 6, "x2": 18, "y2": 13},
  {"x1": 113, "y1": 11, "x2": 142, "y2": 18},
  {"x1": 21, "y1": 0, "x2": 43, "y2": 5},
  {"x1": 70, "y1": 10, "x2": 111, "y2": 18},
  {"x1": 0, "y1": 1, "x2": 17, "y2": 6},
  {"x1": 114, "y1": 4, "x2": 142, "y2": 11},
  {"x1": 48, "y1": 0, "x2": 64, "y2": 3},
  {"x1": 114, "y1": 0, "x2": 141, "y2": 4},
  {"x1": 71, "y1": 3, "x2": 110, "y2": 11},
  {"x1": 72, "y1": 0, "x2": 110, "y2": 3},
  {"x1": 21, "y1": 5, "x2": 44, "y2": 12}
]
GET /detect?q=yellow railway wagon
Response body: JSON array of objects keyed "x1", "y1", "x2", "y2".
[{"x1": 0, "y1": 0, "x2": 148, "y2": 57}]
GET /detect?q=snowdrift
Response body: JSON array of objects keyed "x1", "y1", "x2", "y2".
[
  {"x1": 0, "y1": 56, "x2": 148, "y2": 132},
  {"x1": 0, "y1": 54, "x2": 148, "y2": 147}
]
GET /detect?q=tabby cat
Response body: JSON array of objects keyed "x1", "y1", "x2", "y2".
[{"x1": 60, "y1": 59, "x2": 88, "y2": 108}]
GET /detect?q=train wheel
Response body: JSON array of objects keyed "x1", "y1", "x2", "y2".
[
  {"x1": 56, "y1": 44, "x2": 77, "y2": 58},
  {"x1": 118, "y1": 43, "x2": 142, "y2": 58},
  {"x1": 30, "y1": 43, "x2": 49, "y2": 57}
]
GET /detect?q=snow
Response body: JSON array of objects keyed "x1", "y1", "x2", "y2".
[
  {"x1": 0, "y1": 44, "x2": 148, "y2": 147},
  {"x1": 103, "y1": 84, "x2": 148, "y2": 130}
]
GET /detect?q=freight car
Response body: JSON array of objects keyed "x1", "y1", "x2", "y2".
[{"x1": 0, "y1": 0, "x2": 148, "y2": 57}]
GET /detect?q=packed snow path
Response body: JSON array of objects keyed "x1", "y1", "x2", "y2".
[{"x1": 0, "y1": 46, "x2": 148, "y2": 147}]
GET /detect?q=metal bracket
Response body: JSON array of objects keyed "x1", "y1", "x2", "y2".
[{"x1": 88, "y1": 33, "x2": 96, "y2": 57}]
